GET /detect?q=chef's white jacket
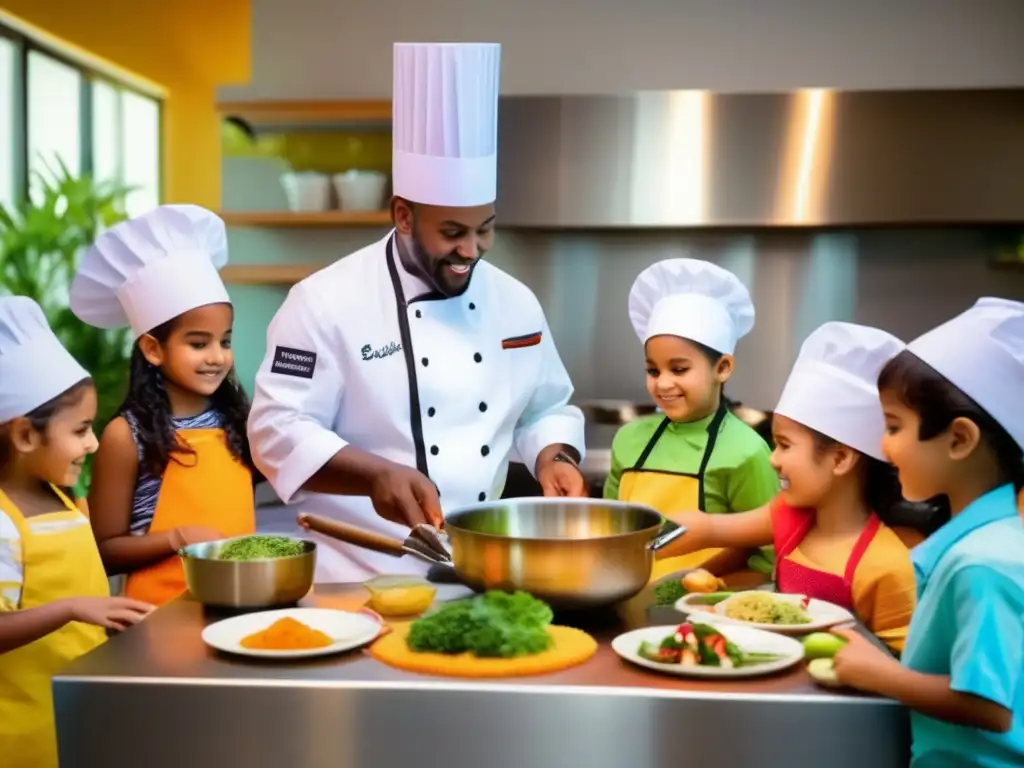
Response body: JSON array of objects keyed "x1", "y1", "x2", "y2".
[{"x1": 248, "y1": 232, "x2": 586, "y2": 582}]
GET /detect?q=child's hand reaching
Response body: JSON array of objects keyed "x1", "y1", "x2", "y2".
[
  {"x1": 831, "y1": 627, "x2": 902, "y2": 693},
  {"x1": 170, "y1": 526, "x2": 225, "y2": 550},
  {"x1": 67, "y1": 596, "x2": 154, "y2": 631}
]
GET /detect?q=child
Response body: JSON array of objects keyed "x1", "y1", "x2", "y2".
[
  {"x1": 662, "y1": 322, "x2": 929, "y2": 653},
  {"x1": 605, "y1": 258, "x2": 778, "y2": 584},
  {"x1": 832, "y1": 298, "x2": 1024, "y2": 766},
  {"x1": 69, "y1": 204, "x2": 257, "y2": 607},
  {"x1": 0, "y1": 297, "x2": 152, "y2": 768}
]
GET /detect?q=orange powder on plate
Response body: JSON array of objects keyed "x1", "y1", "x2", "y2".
[{"x1": 240, "y1": 617, "x2": 333, "y2": 650}]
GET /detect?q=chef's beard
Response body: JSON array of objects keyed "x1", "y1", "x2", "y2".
[{"x1": 403, "y1": 227, "x2": 483, "y2": 298}]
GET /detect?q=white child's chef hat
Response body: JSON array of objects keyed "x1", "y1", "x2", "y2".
[
  {"x1": 628, "y1": 258, "x2": 755, "y2": 355},
  {"x1": 775, "y1": 322, "x2": 904, "y2": 461},
  {"x1": 907, "y1": 297, "x2": 1024, "y2": 451},
  {"x1": 392, "y1": 42, "x2": 501, "y2": 207},
  {"x1": 0, "y1": 296, "x2": 90, "y2": 422},
  {"x1": 69, "y1": 204, "x2": 230, "y2": 339}
]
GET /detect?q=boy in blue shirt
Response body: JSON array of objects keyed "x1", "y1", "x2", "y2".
[{"x1": 831, "y1": 298, "x2": 1024, "y2": 768}]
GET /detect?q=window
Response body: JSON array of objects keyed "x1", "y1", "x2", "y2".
[
  {"x1": 27, "y1": 50, "x2": 81, "y2": 201},
  {"x1": 1, "y1": 23, "x2": 162, "y2": 212},
  {"x1": 0, "y1": 36, "x2": 15, "y2": 211}
]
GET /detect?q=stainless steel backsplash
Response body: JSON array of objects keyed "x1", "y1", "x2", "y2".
[{"x1": 483, "y1": 228, "x2": 1024, "y2": 420}]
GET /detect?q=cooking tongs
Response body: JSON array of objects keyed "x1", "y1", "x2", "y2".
[{"x1": 298, "y1": 512, "x2": 453, "y2": 566}]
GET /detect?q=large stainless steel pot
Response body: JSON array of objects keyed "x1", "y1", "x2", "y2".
[
  {"x1": 299, "y1": 498, "x2": 685, "y2": 609},
  {"x1": 179, "y1": 536, "x2": 316, "y2": 609}
]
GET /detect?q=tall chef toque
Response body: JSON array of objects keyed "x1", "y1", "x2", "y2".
[
  {"x1": 906, "y1": 297, "x2": 1024, "y2": 452},
  {"x1": 391, "y1": 42, "x2": 502, "y2": 208},
  {"x1": 776, "y1": 322, "x2": 905, "y2": 461},
  {"x1": 628, "y1": 258, "x2": 756, "y2": 356},
  {"x1": 0, "y1": 296, "x2": 90, "y2": 422},
  {"x1": 69, "y1": 204, "x2": 231, "y2": 339}
]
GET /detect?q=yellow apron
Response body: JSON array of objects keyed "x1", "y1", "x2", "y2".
[
  {"x1": 0, "y1": 485, "x2": 109, "y2": 768},
  {"x1": 618, "y1": 405, "x2": 753, "y2": 619},
  {"x1": 124, "y1": 428, "x2": 255, "y2": 607}
]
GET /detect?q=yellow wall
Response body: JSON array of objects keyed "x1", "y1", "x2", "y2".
[{"x1": 0, "y1": 1, "x2": 250, "y2": 209}]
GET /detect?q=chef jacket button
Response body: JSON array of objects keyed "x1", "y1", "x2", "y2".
[
  {"x1": 481, "y1": 445, "x2": 490, "y2": 457},
  {"x1": 478, "y1": 492, "x2": 486, "y2": 502},
  {"x1": 427, "y1": 407, "x2": 436, "y2": 417},
  {"x1": 474, "y1": 352, "x2": 482, "y2": 363},
  {"x1": 430, "y1": 445, "x2": 439, "y2": 456},
  {"x1": 421, "y1": 357, "x2": 429, "y2": 367},
  {"x1": 469, "y1": 302, "x2": 476, "y2": 310},
  {"x1": 479, "y1": 402, "x2": 487, "y2": 412},
  {"x1": 415, "y1": 309, "x2": 422, "y2": 318}
]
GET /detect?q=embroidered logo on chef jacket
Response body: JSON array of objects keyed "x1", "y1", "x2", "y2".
[
  {"x1": 501, "y1": 331, "x2": 543, "y2": 350},
  {"x1": 271, "y1": 346, "x2": 317, "y2": 378},
  {"x1": 361, "y1": 341, "x2": 403, "y2": 361}
]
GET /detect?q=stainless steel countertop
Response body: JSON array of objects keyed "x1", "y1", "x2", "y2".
[{"x1": 54, "y1": 584, "x2": 910, "y2": 768}]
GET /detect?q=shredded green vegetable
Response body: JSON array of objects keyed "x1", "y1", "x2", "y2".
[
  {"x1": 406, "y1": 590, "x2": 554, "y2": 658},
  {"x1": 217, "y1": 535, "x2": 305, "y2": 561}
]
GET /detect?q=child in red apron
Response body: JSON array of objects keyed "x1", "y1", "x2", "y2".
[
  {"x1": 605, "y1": 259, "x2": 779, "y2": 587},
  {"x1": 831, "y1": 298, "x2": 1024, "y2": 767},
  {"x1": 69, "y1": 205, "x2": 257, "y2": 608},
  {"x1": 0, "y1": 297, "x2": 152, "y2": 768},
  {"x1": 664, "y1": 322, "x2": 935, "y2": 653}
]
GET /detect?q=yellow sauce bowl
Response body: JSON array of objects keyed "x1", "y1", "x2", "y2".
[{"x1": 364, "y1": 576, "x2": 437, "y2": 617}]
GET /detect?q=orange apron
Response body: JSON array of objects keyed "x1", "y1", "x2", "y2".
[
  {"x1": 0, "y1": 485, "x2": 109, "y2": 768},
  {"x1": 123, "y1": 428, "x2": 254, "y2": 606}
]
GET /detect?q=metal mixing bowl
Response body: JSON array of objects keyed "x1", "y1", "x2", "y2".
[
  {"x1": 179, "y1": 536, "x2": 316, "y2": 609},
  {"x1": 443, "y1": 498, "x2": 672, "y2": 609}
]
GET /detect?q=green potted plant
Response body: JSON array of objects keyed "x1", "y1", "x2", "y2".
[{"x1": 0, "y1": 158, "x2": 135, "y2": 494}]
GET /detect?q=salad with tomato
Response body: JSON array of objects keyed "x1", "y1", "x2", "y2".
[{"x1": 637, "y1": 622, "x2": 788, "y2": 669}]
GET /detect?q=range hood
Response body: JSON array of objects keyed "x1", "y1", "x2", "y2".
[{"x1": 495, "y1": 89, "x2": 1024, "y2": 228}]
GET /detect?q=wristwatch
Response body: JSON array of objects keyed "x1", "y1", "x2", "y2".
[{"x1": 553, "y1": 451, "x2": 580, "y2": 470}]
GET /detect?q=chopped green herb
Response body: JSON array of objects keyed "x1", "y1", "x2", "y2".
[
  {"x1": 653, "y1": 579, "x2": 686, "y2": 606},
  {"x1": 406, "y1": 590, "x2": 554, "y2": 658},
  {"x1": 217, "y1": 535, "x2": 305, "y2": 561}
]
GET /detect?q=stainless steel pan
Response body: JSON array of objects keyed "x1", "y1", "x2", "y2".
[{"x1": 299, "y1": 497, "x2": 684, "y2": 609}]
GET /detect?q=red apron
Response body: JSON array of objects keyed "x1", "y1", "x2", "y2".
[{"x1": 771, "y1": 500, "x2": 880, "y2": 610}]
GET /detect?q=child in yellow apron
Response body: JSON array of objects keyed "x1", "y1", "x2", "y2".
[
  {"x1": 663, "y1": 322, "x2": 935, "y2": 653},
  {"x1": 605, "y1": 259, "x2": 778, "y2": 610},
  {"x1": 0, "y1": 297, "x2": 153, "y2": 768},
  {"x1": 70, "y1": 205, "x2": 257, "y2": 607}
]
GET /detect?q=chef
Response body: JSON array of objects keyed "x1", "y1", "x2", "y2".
[{"x1": 248, "y1": 42, "x2": 587, "y2": 582}]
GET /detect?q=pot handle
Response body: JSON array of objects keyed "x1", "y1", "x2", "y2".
[
  {"x1": 647, "y1": 525, "x2": 688, "y2": 552},
  {"x1": 298, "y1": 512, "x2": 406, "y2": 558}
]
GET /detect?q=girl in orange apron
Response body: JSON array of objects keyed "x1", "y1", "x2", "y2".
[
  {"x1": 70, "y1": 205, "x2": 257, "y2": 607},
  {"x1": 664, "y1": 322, "x2": 938, "y2": 653},
  {"x1": 0, "y1": 297, "x2": 152, "y2": 768},
  {"x1": 606, "y1": 259, "x2": 778, "y2": 592}
]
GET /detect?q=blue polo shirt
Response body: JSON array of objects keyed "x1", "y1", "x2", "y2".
[{"x1": 902, "y1": 483, "x2": 1024, "y2": 768}]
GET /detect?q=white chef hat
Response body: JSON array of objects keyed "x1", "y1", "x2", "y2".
[
  {"x1": 628, "y1": 258, "x2": 755, "y2": 355},
  {"x1": 906, "y1": 297, "x2": 1024, "y2": 451},
  {"x1": 775, "y1": 322, "x2": 904, "y2": 461},
  {"x1": 0, "y1": 297, "x2": 90, "y2": 422},
  {"x1": 69, "y1": 204, "x2": 230, "y2": 339},
  {"x1": 392, "y1": 42, "x2": 501, "y2": 208}
]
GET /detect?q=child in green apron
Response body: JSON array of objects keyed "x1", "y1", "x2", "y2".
[{"x1": 604, "y1": 258, "x2": 778, "y2": 585}]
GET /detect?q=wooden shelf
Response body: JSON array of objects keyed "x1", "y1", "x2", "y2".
[
  {"x1": 220, "y1": 211, "x2": 392, "y2": 228},
  {"x1": 218, "y1": 99, "x2": 392, "y2": 127},
  {"x1": 221, "y1": 264, "x2": 322, "y2": 285}
]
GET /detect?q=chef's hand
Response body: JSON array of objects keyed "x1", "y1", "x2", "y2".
[
  {"x1": 369, "y1": 462, "x2": 444, "y2": 528},
  {"x1": 67, "y1": 596, "x2": 154, "y2": 631},
  {"x1": 831, "y1": 627, "x2": 901, "y2": 693},
  {"x1": 536, "y1": 446, "x2": 587, "y2": 498}
]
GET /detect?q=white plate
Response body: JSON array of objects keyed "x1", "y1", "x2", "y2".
[
  {"x1": 202, "y1": 608, "x2": 382, "y2": 659},
  {"x1": 674, "y1": 591, "x2": 855, "y2": 635},
  {"x1": 612, "y1": 623, "x2": 804, "y2": 678}
]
